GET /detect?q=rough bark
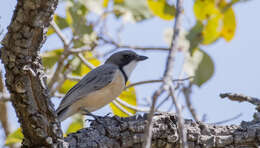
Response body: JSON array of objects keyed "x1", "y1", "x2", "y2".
[
  {"x1": 65, "y1": 113, "x2": 260, "y2": 148},
  {"x1": 0, "y1": 0, "x2": 64, "y2": 147}
]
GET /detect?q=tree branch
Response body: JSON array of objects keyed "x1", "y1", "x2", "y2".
[
  {"x1": 125, "y1": 77, "x2": 192, "y2": 90},
  {"x1": 64, "y1": 113, "x2": 260, "y2": 148},
  {"x1": 144, "y1": 0, "x2": 185, "y2": 147},
  {"x1": 0, "y1": 0, "x2": 65, "y2": 147},
  {"x1": 100, "y1": 37, "x2": 169, "y2": 51},
  {"x1": 183, "y1": 83, "x2": 200, "y2": 122},
  {"x1": 220, "y1": 93, "x2": 260, "y2": 111}
]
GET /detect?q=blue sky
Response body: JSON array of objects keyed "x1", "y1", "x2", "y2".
[{"x1": 1, "y1": 0, "x2": 260, "y2": 145}]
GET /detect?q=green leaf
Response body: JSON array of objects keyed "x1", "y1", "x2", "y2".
[
  {"x1": 47, "y1": 15, "x2": 69, "y2": 36},
  {"x1": 66, "y1": 115, "x2": 84, "y2": 135},
  {"x1": 147, "y1": 0, "x2": 176, "y2": 20},
  {"x1": 66, "y1": 0, "x2": 93, "y2": 42},
  {"x1": 194, "y1": 0, "x2": 220, "y2": 21},
  {"x1": 184, "y1": 48, "x2": 214, "y2": 87},
  {"x1": 5, "y1": 128, "x2": 23, "y2": 146},
  {"x1": 109, "y1": 82, "x2": 137, "y2": 117},
  {"x1": 186, "y1": 21, "x2": 204, "y2": 54},
  {"x1": 113, "y1": 0, "x2": 153, "y2": 22},
  {"x1": 41, "y1": 49, "x2": 64, "y2": 68}
]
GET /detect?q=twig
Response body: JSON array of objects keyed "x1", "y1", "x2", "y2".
[
  {"x1": 143, "y1": 0, "x2": 184, "y2": 147},
  {"x1": 100, "y1": 37, "x2": 169, "y2": 51},
  {"x1": 183, "y1": 83, "x2": 199, "y2": 122},
  {"x1": 169, "y1": 85, "x2": 187, "y2": 148},
  {"x1": 115, "y1": 98, "x2": 150, "y2": 112},
  {"x1": 68, "y1": 45, "x2": 92, "y2": 53},
  {"x1": 220, "y1": 93, "x2": 260, "y2": 111},
  {"x1": 66, "y1": 75, "x2": 81, "y2": 81},
  {"x1": 77, "y1": 53, "x2": 95, "y2": 70},
  {"x1": 50, "y1": 20, "x2": 69, "y2": 46},
  {"x1": 111, "y1": 100, "x2": 133, "y2": 116},
  {"x1": 143, "y1": 88, "x2": 165, "y2": 148},
  {"x1": 125, "y1": 77, "x2": 192, "y2": 90},
  {"x1": 163, "y1": 2, "x2": 183, "y2": 78},
  {"x1": 156, "y1": 95, "x2": 170, "y2": 109},
  {"x1": 48, "y1": 21, "x2": 71, "y2": 90},
  {"x1": 213, "y1": 113, "x2": 243, "y2": 125},
  {"x1": 50, "y1": 62, "x2": 74, "y2": 96}
]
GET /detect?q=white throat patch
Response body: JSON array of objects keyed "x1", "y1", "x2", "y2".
[{"x1": 122, "y1": 60, "x2": 137, "y2": 78}]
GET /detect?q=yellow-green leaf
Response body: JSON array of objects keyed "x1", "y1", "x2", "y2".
[
  {"x1": 41, "y1": 49, "x2": 64, "y2": 68},
  {"x1": 193, "y1": 0, "x2": 219, "y2": 21},
  {"x1": 103, "y1": 0, "x2": 110, "y2": 7},
  {"x1": 202, "y1": 14, "x2": 222, "y2": 44},
  {"x1": 221, "y1": 7, "x2": 236, "y2": 41},
  {"x1": 109, "y1": 82, "x2": 137, "y2": 117},
  {"x1": 5, "y1": 128, "x2": 23, "y2": 146},
  {"x1": 66, "y1": 115, "x2": 84, "y2": 135},
  {"x1": 59, "y1": 80, "x2": 78, "y2": 94},
  {"x1": 184, "y1": 48, "x2": 214, "y2": 87},
  {"x1": 147, "y1": 0, "x2": 175, "y2": 20}
]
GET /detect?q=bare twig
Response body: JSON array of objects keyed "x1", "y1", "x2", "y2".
[
  {"x1": 143, "y1": 0, "x2": 185, "y2": 147},
  {"x1": 169, "y1": 85, "x2": 187, "y2": 148},
  {"x1": 100, "y1": 37, "x2": 169, "y2": 51},
  {"x1": 125, "y1": 77, "x2": 192, "y2": 90},
  {"x1": 77, "y1": 53, "x2": 95, "y2": 70},
  {"x1": 48, "y1": 21, "x2": 71, "y2": 90},
  {"x1": 143, "y1": 88, "x2": 165, "y2": 148},
  {"x1": 0, "y1": 70, "x2": 11, "y2": 140},
  {"x1": 183, "y1": 83, "x2": 199, "y2": 122},
  {"x1": 220, "y1": 93, "x2": 260, "y2": 111},
  {"x1": 163, "y1": 3, "x2": 183, "y2": 78},
  {"x1": 67, "y1": 75, "x2": 81, "y2": 81},
  {"x1": 50, "y1": 20, "x2": 69, "y2": 46},
  {"x1": 68, "y1": 45, "x2": 92, "y2": 53},
  {"x1": 213, "y1": 113, "x2": 243, "y2": 125},
  {"x1": 111, "y1": 100, "x2": 133, "y2": 116},
  {"x1": 156, "y1": 95, "x2": 170, "y2": 109},
  {"x1": 115, "y1": 98, "x2": 150, "y2": 112},
  {"x1": 50, "y1": 62, "x2": 74, "y2": 96}
]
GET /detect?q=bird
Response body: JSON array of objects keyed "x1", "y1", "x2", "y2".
[{"x1": 56, "y1": 50, "x2": 148, "y2": 121}]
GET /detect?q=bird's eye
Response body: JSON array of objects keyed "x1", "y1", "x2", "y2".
[{"x1": 124, "y1": 55, "x2": 130, "y2": 59}]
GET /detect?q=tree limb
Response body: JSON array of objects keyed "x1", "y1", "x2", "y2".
[
  {"x1": 0, "y1": 0, "x2": 65, "y2": 147},
  {"x1": 64, "y1": 113, "x2": 260, "y2": 148},
  {"x1": 144, "y1": 0, "x2": 185, "y2": 147}
]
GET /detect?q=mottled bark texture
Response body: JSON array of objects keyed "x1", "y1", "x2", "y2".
[
  {"x1": 65, "y1": 113, "x2": 260, "y2": 148},
  {"x1": 0, "y1": 0, "x2": 65, "y2": 147}
]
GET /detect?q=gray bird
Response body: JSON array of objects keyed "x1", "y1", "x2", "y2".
[{"x1": 56, "y1": 50, "x2": 148, "y2": 121}]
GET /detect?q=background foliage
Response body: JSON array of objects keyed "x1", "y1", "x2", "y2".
[{"x1": 0, "y1": 0, "x2": 257, "y2": 147}]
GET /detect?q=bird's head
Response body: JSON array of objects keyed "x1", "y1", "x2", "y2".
[{"x1": 105, "y1": 50, "x2": 148, "y2": 79}]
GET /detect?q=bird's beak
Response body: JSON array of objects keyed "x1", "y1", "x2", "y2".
[{"x1": 136, "y1": 55, "x2": 148, "y2": 61}]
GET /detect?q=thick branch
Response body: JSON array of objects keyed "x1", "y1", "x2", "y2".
[
  {"x1": 65, "y1": 113, "x2": 260, "y2": 148},
  {"x1": 0, "y1": 0, "x2": 65, "y2": 147}
]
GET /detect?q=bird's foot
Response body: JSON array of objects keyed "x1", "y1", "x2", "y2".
[{"x1": 81, "y1": 108, "x2": 103, "y2": 124}]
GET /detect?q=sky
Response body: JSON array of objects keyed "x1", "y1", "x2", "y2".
[{"x1": 0, "y1": 0, "x2": 260, "y2": 146}]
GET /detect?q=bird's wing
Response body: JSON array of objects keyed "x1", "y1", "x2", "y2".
[{"x1": 56, "y1": 64, "x2": 118, "y2": 114}]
